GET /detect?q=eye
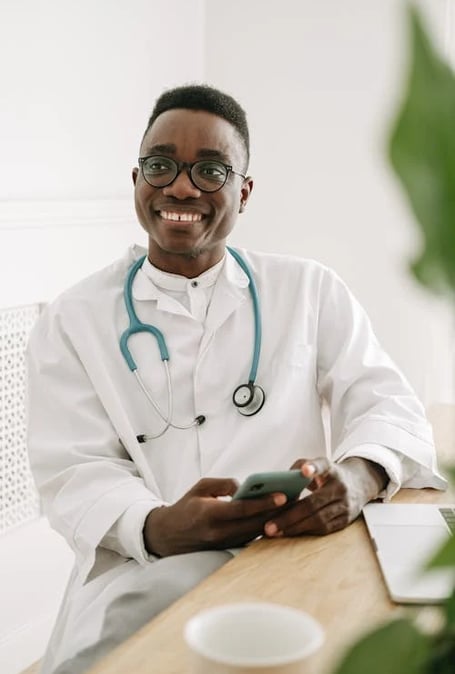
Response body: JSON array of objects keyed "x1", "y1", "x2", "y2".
[
  {"x1": 143, "y1": 156, "x2": 175, "y2": 174},
  {"x1": 195, "y1": 161, "x2": 227, "y2": 182}
]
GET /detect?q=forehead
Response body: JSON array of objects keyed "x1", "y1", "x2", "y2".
[{"x1": 141, "y1": 109, "x2": 244, "y2": 164}]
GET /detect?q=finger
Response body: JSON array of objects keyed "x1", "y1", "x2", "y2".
[
  {"x1": 290, "y1": 457, "x2": 334, "y2": 488},
  {"x1": 265, "y1": 499, "x2": 348, "y2": 537},
  {"x1": 206, "y1": 504, "x2": 291, "y2": 547},
  {"x1": 191, "y1": 477, "x2": 239, "y2": 498},
  {"x1": 302, "y1": 459, "x2": 336, "y2": 490},
  {"x1": 222, "y1": 492, "x2": 288, "y2": 521},
  {"x1": 285, "y1": 501, "x2": 350, "y2": 536},
  {"x1": 302, "y1": 457, "x2": 332, "y2": 477}
]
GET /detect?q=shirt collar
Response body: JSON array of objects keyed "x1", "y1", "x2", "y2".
[
  {"x1": 141, "y1": 255, "x2": 225, "y2": 292},
  {"x1": 132, "y1": 248, "x2": 250, "y2": 301}
]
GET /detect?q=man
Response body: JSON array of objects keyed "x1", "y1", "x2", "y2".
[{"x1": 27, "y1": 84, "x2": 446, "y2": 674}]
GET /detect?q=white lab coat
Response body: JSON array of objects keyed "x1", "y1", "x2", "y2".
[{"x1": 27, "y1": 244, "x2": 446, "y2": 671}]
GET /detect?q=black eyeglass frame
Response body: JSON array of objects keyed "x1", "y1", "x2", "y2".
[{"x1": 138, "y1": 155, "x2": 247, "y2": 193}]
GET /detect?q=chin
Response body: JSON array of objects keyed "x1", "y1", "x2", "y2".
[{"x1": 157, "y1": 240, "x2": 205, "y2": 259}]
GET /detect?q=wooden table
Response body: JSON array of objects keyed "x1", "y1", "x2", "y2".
[{"x1": 87, "y1": 487, "x2": 453, "y2": 674}]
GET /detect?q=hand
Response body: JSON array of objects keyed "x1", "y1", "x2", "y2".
[
  {"x1": 263, "y1": 457, "x2": 388, "y2": 538},
  {"x1": 144, "y1": 477, "x2": 288, "y2": 557}
]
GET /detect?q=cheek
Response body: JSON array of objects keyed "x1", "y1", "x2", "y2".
[
  {"x1": 134, "y1": 183, "x2": 155, "y2": 213},
  {"x1": 218, "y1": 192, "x2": 241, "y2": 220}
]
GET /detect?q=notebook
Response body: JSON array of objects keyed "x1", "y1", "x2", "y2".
[{"x1": 362, "y1": 503, "x2": 455, "y2": 604}]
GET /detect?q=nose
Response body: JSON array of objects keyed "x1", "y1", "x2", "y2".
[{"x1": 162, "y1": 169, "x2": 201, "y2": 200}]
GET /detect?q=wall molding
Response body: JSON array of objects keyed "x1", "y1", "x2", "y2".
[{"x1": 0, "y1": 198, "x2": 137, "y2": 230}]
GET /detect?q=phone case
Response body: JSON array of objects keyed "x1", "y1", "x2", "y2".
[{"x1": 232, "y1": 470, "x2": 312, "y2": 500}]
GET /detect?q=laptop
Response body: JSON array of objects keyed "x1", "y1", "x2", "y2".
[{"x1": 362, "y1": 503, "x2": 455, "y2": 604}]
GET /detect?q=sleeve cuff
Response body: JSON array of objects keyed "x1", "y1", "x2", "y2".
[
  {"x1": 336, "y1": 443, "x2": 403, "y2": 501},
  {"x1": 101, "y1": 498, "x2": 168, "y2": 564}
]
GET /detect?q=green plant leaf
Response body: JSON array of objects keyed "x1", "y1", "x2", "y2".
[
  {"x1": 426, "y1": 464, "x2": 455, "y2": 571},
  {"x1": 443, "y1": 588, "x2": 455, "y2": 625},
  {"x1": 426, "y1": 535, "x2": 455, "y2": 569},
  {"x1": 424, "y1": 621, "x2": 455, "y2": 674},
  {"x1": 332, "y1": 618, "x2": 430, "y2": 674},
  {"x1": 444, "y1": 465, "x2": 455, "y2": 483},
  {"x1": 388, "y1": 4, "x2": 455, "y2": 296}
]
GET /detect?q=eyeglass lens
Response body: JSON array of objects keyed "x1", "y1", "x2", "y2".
[{"x1": 141, "y1": 156, "x2": 228, "y2": 192}]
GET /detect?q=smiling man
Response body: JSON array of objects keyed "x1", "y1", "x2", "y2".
[
  {"x1": 27, "y1": 84, "x2": 446, "y2": 674},
  {"x1": 133, "y1": 106, "x2": 252, "y2": 273}
]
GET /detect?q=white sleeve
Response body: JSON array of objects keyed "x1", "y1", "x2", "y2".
[
  {"x1": 101, "y1": 501, "x2": 167, "y2": 563},
  {"x1": 316, "y1": 269, "x2": 447, "y2": 491},
  {"x1": 26, "y1": 303, "x2": 165, "y2": 573}
]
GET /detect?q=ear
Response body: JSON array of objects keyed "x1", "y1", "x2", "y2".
[
  {"x1": 239, "y1": 176, "x2": 254, "y2": 213},
  {"x1": 132, "y1": 167, "x2": 139, "y2": 186}
]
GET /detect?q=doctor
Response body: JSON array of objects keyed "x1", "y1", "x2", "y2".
[{"x1": 27, "y1": 84, "x2": 446, "y2": 674}]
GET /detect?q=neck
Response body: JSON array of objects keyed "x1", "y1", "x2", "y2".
[{"x1": 147, "y1": 242, "x2": 226, "y2": 278}]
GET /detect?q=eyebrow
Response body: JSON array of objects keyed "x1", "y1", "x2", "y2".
[
  {"x1": 196, "y1": 148, "x2": 231, "y2": 163},
  {"x1": 143, "y1": 144, "x2": 231, "y2": 163}
]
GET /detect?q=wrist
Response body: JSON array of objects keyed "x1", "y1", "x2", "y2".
[
  {"x1": 143, "y1": 505, "x2": 168, "y2": 557},
  {"x1": 363, "y1": 459, "x2": 389, "y2": 496},
  {"x1": 343, "y1": 457, "x2": 388, "y2": 499}
]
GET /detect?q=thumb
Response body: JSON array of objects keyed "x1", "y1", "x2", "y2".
[{"x1": 298, "y1": 457, "x2": 334, "y2": 490}]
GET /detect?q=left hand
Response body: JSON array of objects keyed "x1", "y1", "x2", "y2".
[{"x1": 264, "y1": 457, "x2": 388, "y2": 538}]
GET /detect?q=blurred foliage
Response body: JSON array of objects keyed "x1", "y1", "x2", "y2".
[
  {"x1": 389, "y1": 5, "x2": 455, "y2": 297},
  {"x1": 334, "y1": 6, "x2": 455, "y2": 674},
  {"x1": 333, "y1": 619, "x2": 430, "y2": 674}
]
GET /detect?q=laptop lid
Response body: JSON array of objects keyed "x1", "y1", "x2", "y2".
[{"x1": 362, "y1": 503, "x2": 455, "y2": 604}]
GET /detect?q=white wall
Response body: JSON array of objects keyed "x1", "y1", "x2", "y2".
[
  {"x1": 0, "y1": 2, "x2": 205, "y2": 672},
  {"x1": 2, "y1": 1, "x2": 455, "y2": 671},
  {"x1": 204, "y1": 0, "x2": 455, "y2": 407},
  {"x1": 0, "y1": 0, "x2": 205, "y2": 307}
]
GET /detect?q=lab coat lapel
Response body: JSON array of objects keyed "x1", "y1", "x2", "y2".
[{"x1": 200, "y1": 251, "x2": 250, "y2": 354}]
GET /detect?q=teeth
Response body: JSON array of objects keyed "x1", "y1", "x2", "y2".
[{"x1": 160, "y1": 211, "x2": 202, "y2": 222}]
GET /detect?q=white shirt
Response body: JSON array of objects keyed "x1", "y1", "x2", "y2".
[
  {"x1": 27, "y1": 244, "x2": 446, "y2": 587},
  {"x1": 141, "y1": 254, "x2": 224, "y2": 322}
]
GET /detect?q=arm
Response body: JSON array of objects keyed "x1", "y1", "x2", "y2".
[
  {"x1": 264, "y1": 268, "x2": 446, "y2": 538},
  {"x1": 26, "y1": 303, "x2": 165, "y2": 574},
  {"x1": 315, "y1": 269, "x2": 445, "y2": 494}
]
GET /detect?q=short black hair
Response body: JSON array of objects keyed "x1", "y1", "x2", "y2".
[{"x1": 143, "y1": 83, "x2": 250, "y2": 168}]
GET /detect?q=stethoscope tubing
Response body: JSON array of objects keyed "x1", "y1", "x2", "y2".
[
  {"x1": 119, "y1": 247, "x2": 263, "y2": 439},
  {"x1": 224, "y1": 247, "x2": 262, "y2": 383}
]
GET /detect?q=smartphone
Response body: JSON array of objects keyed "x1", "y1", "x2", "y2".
[{"x1": 232, "y1": 470, "x2": 312, "y2": 501}]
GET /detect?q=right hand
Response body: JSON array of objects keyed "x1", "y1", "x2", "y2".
[{"x1": 143, "y1": 477, "x2": 288, "y2": 557}]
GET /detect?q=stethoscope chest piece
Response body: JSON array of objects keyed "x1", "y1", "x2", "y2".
[{"x1": 233, "y1": 382, "x2": 266, "y2": 416}]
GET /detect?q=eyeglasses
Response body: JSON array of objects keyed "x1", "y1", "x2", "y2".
[{"x1": 138, "y1": 155, "x2": 246, "y2": 193}]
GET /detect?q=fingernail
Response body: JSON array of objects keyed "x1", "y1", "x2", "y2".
[
  {"x1": 265, "y1": 522, "x2": 278, "y2": 536},
  {"x1": 303, "y1": 464, "x2": 316, "y2": 477},
  {"x1": 274, "y1": 493, "x2": 287, "y2": 506}
]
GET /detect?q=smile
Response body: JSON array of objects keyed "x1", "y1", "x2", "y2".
[{"x1": 159, "y1": 210, "x2": 203, "y2": 222}]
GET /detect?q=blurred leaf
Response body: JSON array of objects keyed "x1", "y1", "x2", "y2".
[
  {"x1": 389, "y1": 5, "x2": 455, "y2": 296},
  {"x1": 427, "y1": 535, "x2": 455, "y2": 569},
  {"x1": 425, "y1": 622, "x2": 455, "y2": 674},
  {"x1": 444, "y1": 465, "x2": 455, "y2": 483},
  {"x1": 426, "y1": 464, "x2": 455, "y2": 571},
  {"x1": 443, "y1": 588, "x2": 455, "y2": 625},
  {"x1": 333, "y1": 618, "x2": 430, "y2": 674}
]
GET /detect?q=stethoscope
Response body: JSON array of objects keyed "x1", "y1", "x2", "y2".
[{"x1": 119, "y1": 247, "x2": 265, "y2": 442}]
